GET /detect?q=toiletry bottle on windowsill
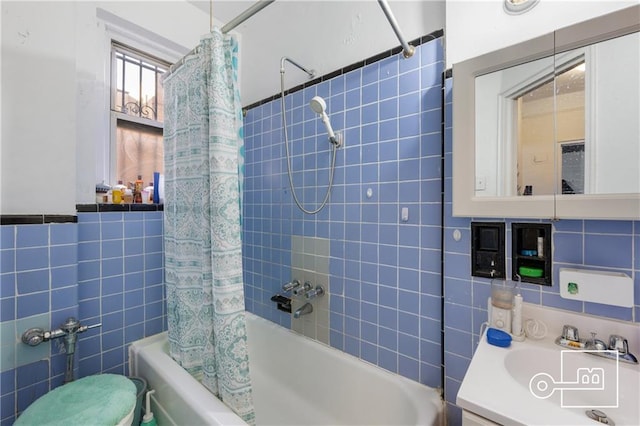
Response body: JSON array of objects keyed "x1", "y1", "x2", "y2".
[
  {"x1": 112, "y1": 180, "x2": 126, "y2": 204},
  {"x1": 134, "y1": 175, "x2": 144, "y2": 203},
  {"x1": 123, "y1": 188, "x2": 133, "y2": 204},
  {"x1": 142, "y1": 183, "x2": 154, "y2": 204}
]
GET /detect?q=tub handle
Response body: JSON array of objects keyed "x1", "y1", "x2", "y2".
[
  {"x1": 305, "y1": 285, "x2": 325, "y2": 300},
  {"x1": 283, "y1": 279, "x2": 301, "y2": 292},
  {"x1": 293, "y1": 281, "x2": 312, "y2": 297}
]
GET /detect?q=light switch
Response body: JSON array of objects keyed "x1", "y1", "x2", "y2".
[{"x1": 401, "y1": 207, "x2": 409, "y2": 222}]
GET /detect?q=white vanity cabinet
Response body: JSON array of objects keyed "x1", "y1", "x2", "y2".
[{"x1": 462, "y1": 410, "x2": 500, "y2": 426}]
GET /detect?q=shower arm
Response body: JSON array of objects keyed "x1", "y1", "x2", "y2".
[
  {"x1": 377, "y1": 0, "x2": 415, "y2": 59},
  {"x1": 280, "y1": 57, "x2": 316, "y2": 78}
]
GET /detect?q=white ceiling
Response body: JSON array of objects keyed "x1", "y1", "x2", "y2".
[{"x1": 186, "y1": 1, "x2": 445, "y2": 106}]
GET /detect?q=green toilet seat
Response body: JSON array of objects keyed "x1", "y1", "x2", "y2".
[{"x1": 15, "y1": 374, "x2": 137, "y2": 426}]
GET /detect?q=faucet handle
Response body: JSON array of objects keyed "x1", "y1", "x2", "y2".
[
  {"x1": 293, "y1": 281, "x2": 312, "y2": 296},
  {"x1": 609, "y1": 335, "x2": 629, "y2": 354},
  {"x1": 562, "y1": 324, "x2": 580, "y2": 342},
  {"x1": 305, "y1": 285, "x2": 325, "y2": 300},
  {"x1": 78, "y1": 322, "x2": 102, "y2": 333},
  {"x1": 283, "y1": 279, "x2": 301, "y2": 292}
]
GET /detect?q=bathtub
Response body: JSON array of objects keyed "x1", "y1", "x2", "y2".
[{"x1": 129, "y1": 312, "x2": 443, "y2": 425}]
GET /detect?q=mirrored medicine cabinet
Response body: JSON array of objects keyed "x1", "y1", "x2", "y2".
[{"x1": 452, "y1": 5, "x2": 640, "y2": 219}]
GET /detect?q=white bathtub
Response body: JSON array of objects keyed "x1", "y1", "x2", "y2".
[{"x1": 129, "y1": 312, "x2": 443, "y2": 425}]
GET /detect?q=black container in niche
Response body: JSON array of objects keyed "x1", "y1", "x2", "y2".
[
  {"x1": 471, "y1": 222, "x2": 506, "y2": 279},
  {"x1": 511, "y1": 223, "x2": 552, "y2": 286}
]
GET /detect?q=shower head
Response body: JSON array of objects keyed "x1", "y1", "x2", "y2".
[
  {"x1": 309, "y1": 96, "x2": 326, "y2": 115},
  {"x1": 309, "y1": 96, "x2": 339, "y2": 145}
]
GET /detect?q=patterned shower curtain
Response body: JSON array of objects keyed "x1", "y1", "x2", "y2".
[{"x1": 162, "y1": 29, "x2": 254, "y2": 424}]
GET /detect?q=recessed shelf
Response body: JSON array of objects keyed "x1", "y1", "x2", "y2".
[
  {"x1": 512, "y1": 223, "x2": 552, "y2": 285},
  {"x1": 471, "y1": 222, "x2": 506, "y2": 279}
]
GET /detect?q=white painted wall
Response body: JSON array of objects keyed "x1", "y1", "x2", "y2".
[
  {"x1": 1, "y1": 1, "x2": 209, "y2": 214},
  {"x1": 3, "y1": 0, "x2": 634, "y2": 214},
  {"x1": 445, "y1": 0, "x2": 638, "y2": 67},
  {"x1": 1, "y1": 0, "x2": 443, "y2": 214},
  {"x1": 2, "y1": 2, "x2": 77, "y2": 215}
]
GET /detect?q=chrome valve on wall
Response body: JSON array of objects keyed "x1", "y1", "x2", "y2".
[{"x1": 22, "y1": 317, "x2": 102, "y2": 382}]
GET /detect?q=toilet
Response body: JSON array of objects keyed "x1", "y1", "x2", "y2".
[{"x1": 15, "y1": 374, "x2": 137, "y2": 426}]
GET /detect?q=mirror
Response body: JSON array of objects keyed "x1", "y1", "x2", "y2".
[
  {"x1": 474, "y1": 32, "x2": 639, "y2": 198},
  {"x1": 453, "y1": 5, "x2": 640, "y2": 219}
]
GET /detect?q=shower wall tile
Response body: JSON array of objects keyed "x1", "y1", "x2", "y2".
[
  {"x1": 243, "y1": 36, "x2": 445, "y2": 388},
  {"x1": 442, "y1": 75, "x2": 640, "y2": 421},
  {"x1": 0, "y1": 211, "x2": 165, "y2": 423}
]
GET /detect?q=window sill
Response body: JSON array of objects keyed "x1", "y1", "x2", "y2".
[{"x1": 76, "y1": 203, "x2": 164, "y2": 212}]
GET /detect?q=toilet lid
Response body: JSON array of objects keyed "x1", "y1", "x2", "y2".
[{"x1": 15, "y1": 374, "x2": 137, "y2": 426}]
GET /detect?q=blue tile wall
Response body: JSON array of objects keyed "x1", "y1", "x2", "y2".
[
  {"x1": 76, "y1": 212, "x2": 166, "y2": 378},
  {"x1": 243, "y1": 37, "x2": 445, "y2": 388},
  {"x1": 0, "y1": 223, "x2": 77, "y2": 425},
  {"x1": 442, "y1": 76, "x2": 640, "y2": 422},
  {"x1": 0, "y1": 212, "x2": 165, "y2": 424}
]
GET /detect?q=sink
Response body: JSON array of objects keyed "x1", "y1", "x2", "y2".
[
  {"x1": 457, "y1": 304, "x2": 640, "y2": 426},
  {"x1": 504, "y1": 346, "x2": 639, "y2": 424}
]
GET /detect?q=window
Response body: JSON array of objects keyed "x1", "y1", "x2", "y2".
[{"x1": 110, "y1": 42, "x2": 169, "y2": 187}]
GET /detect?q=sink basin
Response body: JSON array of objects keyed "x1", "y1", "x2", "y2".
[
  {"x1": 457, "y1": 314, "x2": 640, "y2": 426},
  {"x1": 504, "y1": 346, "x2": 639, "y2": 424}
]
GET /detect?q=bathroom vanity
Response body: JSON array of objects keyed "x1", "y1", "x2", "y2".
[{"x1": 457, "y1": 304, "x2": 640, "y2": 425}]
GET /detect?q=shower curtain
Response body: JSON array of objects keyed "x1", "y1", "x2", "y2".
[{"x1": 163, "y1": 29, "x2": 254, "y2": 424}]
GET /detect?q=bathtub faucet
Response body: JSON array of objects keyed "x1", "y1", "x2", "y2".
[{"x1": 294, "y1": 302, "x2": 313, "y2": 318}]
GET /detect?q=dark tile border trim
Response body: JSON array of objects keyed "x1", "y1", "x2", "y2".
[
  {"x1": 76, "y1": 204, "x2": 99, "y2": 212},
  {"x1": 439, "y1": 69, "x2": 447, "y2": 397},
  {"x1": 243, "y1": 29, "x2": 444, "y2": 113},
  {"x1": 1, "y1": 204, "x2": 165, "y2": 224},
  {"x1": 444, "y1": 68, "x2": 452, "y2": 79},
  {"x1": 1, "y1": 215, "x2": 78, "y2": 225},
  {"x1": 76, "y1": 203, "x2": 164, "y2": 212}
]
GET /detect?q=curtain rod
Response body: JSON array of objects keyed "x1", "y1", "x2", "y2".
[
  {"x1": 377, "y1": 0, "x2": 415, "y2": 58},
  {"x1": 222, "y1": 0, "x2": 275, "y2": 34},
  {"x1": 165, "y1": 0, "x2": 276, "y2": 77}
]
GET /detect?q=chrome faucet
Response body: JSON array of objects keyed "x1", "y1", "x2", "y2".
[
  {"x1": 585, "y1": 332, "x2": 607, "y2": 351},
  {"x1": 556, "y1": 325, "x2": 638, "y2": 364},
  {"x1": 293, "y1": 302, "x2": 313, "y2": 318}
]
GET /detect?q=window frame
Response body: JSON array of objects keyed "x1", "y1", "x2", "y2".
[
  {"x1": 98, "y1": 12, "x2": 186, "y2": 187},
  {"x1": 109, "y1": 42, "x2": 168, "y2": 185}
]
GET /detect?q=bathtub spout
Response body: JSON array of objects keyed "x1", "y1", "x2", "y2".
[{"x1": 293, "y1": 302, "x2": 313, "y2": 318}]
